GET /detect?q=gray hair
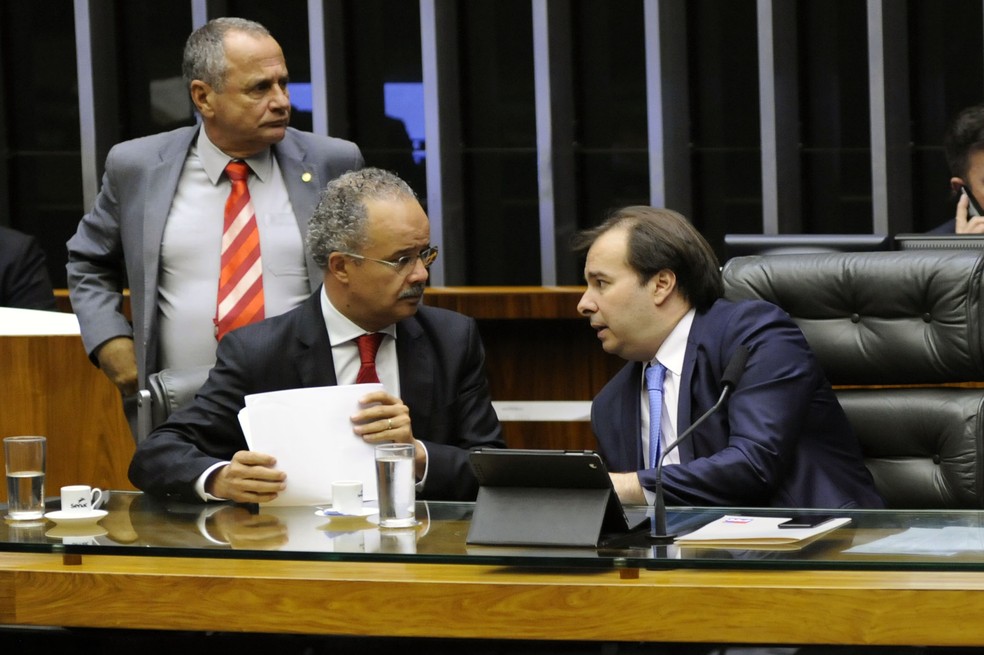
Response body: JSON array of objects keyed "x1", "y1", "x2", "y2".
[
  {"x1": 182, "y1": 17, "x2": 270, "y2": 92},
  {"x1": 307, "y1": 168, "x2": 418, "y2": 268}
]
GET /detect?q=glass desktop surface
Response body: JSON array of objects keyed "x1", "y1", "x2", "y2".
[{"x1": 3, "y1": 491, "x2": 984, "y2": 571}]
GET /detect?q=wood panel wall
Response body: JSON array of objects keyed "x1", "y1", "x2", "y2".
[{"x1": 425, "y1": 287, "x2": 623, "y2": 450}]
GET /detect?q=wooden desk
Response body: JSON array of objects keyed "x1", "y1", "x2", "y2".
[
  {"x1": 2, "y1": 499, "x2": 984, "y2": 647},
  {"x1": 1, "y1": 552, "x2": 984, "y2": 646}
]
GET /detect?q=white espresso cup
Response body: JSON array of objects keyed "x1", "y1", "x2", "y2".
[
  {"x1": 331, "y1": 480, "x2": 363, "y2": 515},
  {"x1": 60, "y1": 485, "x2": 103, "y2": 515}
]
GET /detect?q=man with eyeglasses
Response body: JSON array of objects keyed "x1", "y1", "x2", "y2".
[{"x1": 129, "y1": 168, "x2": 505, "y2": 503}]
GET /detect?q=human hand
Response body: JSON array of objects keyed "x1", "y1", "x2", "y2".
[
  {"x1": 351, "y1": 390, "x2": 415, "y2": 445},
  {"x1": 95, "y1": 336, "x2": 138, "y2": 395},
  {"x1": 205, "y1": 451, "x2": 286, "y2": 503},
  {"x1": 955, "y1": 192, "x2": 984, "y2": 234},
  {"x1": 351, "y1": 391, "x2": 425, "y2": 477}
]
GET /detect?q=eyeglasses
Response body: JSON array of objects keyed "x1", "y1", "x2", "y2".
[{"x1": 339, "y1": 246, "x2": 439, "y2": 275}]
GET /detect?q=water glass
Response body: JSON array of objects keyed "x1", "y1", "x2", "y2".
[
  {"x1": 4, "y1": 436, "x2": 46, "y2": 521},
  {"x1": 374, "y1": 443, "x2": 416, "y2": 528}
]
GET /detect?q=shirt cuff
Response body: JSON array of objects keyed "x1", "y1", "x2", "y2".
[
  {"x1": 196, "y1": 461, "x2": 232, "y2": 502},
  {"x1": 415, "y1": 440, "x2": 430, "y2": 492}
]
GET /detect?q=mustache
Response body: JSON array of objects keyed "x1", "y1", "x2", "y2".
[{"x1": 399, "y1": 283, "x2": 426, "y2": 300}]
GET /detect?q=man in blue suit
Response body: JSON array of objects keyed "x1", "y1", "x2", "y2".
[
  {"x1": 575, "y1": 207, "x2": 883, "y2": 509},
  {"x1": 129, "y1": 168, "x2": 504, "y2": 503},
  {"x1": 67, "y1": 18, "x2": 363, "y2": 396}
]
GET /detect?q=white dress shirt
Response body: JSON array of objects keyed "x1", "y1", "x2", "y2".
[
  {"x1": 158, "y1": 128, "x2": 309, "y2": 370},
  {"x1": 640, "y1": 308, "x2": 695, "y2": 504}
]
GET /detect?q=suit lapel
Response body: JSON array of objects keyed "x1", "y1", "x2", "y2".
[
  {"x1": 396, "y1": 316, "x2": 433, "y2": 423},
  {"x1": 677, "y1": 315, "x2": 702, "y2": 463},
  {"x1": 142, "y1": 126, "x2": 199, "y2": 367},
  {"x1": 620, "y1": 363, "x2": 645, "y2": 469},
  {"x1": 291, "y1": 291, "x2": 338, "y2": 387},
  {"x1": 273, "y1": 131, "x2": 322, "y2": 289}
]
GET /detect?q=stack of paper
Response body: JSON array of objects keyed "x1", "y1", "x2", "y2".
[
  {"x1": 241, "y1": 383, "x2": 383, "y2": 506},
  {"x1": 674, "y1": 515, "x2": 851, "y2": 549}
]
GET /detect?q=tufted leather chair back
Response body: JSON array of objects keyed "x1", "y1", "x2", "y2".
[{"x1": 722, "y1": 250, "x2": 984, "y2": 508}]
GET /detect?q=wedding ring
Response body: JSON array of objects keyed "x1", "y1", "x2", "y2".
[{"x1": 387, "y1": 419, "x2": 393, "y2": 431}]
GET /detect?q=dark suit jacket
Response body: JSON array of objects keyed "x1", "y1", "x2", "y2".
[
  {"x1": 591, "y1": 298, "x2": 884, "y2": 510},
  {"x1": 128, "y1": 292, "x2": 505, "y2": 502},
  {"x1": 0, "y1": 226, "x2": 56, "y2": 310},
  {"x1": 67, "y1": 126, "x2": 364, "y2": 386}
]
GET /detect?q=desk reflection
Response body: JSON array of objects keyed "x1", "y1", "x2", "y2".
[
  {"x1": 57, "y1": 492, "x2": 443, "y2": 555},
  {"x1": 10, "y1": 494, "x2": 984, "y2": 571}
]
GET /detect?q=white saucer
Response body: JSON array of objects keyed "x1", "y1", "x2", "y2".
[
  {"x1": 314, "y1": 506, "x2": 378, "y2": 519},
  {"x1": 44, "y1": 509, "x2": 108, "y2": 527},
  {"x1": 46, "y1": 523, "x2": 108, "y2": 540}
]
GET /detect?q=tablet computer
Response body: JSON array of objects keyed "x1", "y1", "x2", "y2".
[{"x1": 467, "y1": 449, "x2": 647, "y2": 546}]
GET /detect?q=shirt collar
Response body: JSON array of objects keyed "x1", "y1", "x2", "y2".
[
  {"x1": 650, "y1": 307, "x2": 696, "y2": 376},
  {"x1": 319, "y1": 287, "x2": 398, "y2": 346},
  {"x1": 196, "y1": 127, "x2": 274, "y2": 185}
]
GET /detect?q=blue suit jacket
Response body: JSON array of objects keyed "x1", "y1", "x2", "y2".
[
  {"x1": 128, "y1": 292, "x2": 505, "y2": 502},
  {"x1": 67, "y1": 126, "x2": 364, "y2": 386},
  {"x1": 591, "y1": 299, "x2": 884, "y2": 509}
]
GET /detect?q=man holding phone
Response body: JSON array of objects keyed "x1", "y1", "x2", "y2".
[{"x1": 930, "y1": 103, "x2": 984, "y2": 234}]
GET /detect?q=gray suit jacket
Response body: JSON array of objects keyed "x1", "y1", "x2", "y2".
[{"x1": 66, "y1": 125, "x2": 363, "y2": 386}]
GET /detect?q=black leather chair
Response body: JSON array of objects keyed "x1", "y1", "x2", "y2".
[
  {"x1": 722, "y1": 249, "x2": 984, "y2": 509},
  {"x1": 129, "y1": 365, "x2": 212, "y2": 444}
]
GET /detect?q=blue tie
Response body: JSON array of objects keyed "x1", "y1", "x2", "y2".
[{"x1": 645, "y1": 362, "x2": 667, "y2": 469}]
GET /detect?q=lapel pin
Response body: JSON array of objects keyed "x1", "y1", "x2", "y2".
[{"x1": 301, "y1": 172, "x2": 313, "y2": 183}]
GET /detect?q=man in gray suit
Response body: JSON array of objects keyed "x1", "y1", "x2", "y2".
[
  {"x1": 129, "y1": 168, "x2": 504, "y2": 503},
  {"x1": 67, "y1": 17, "x2": 363, "y2": 395}
]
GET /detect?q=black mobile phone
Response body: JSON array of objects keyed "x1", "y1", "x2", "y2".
[
  {"x1": 777, "y1": 515, "x2": 834, "y2": 529},
  {"x1": 961, "y1": 185, "x2": 984, "y2": 218}
]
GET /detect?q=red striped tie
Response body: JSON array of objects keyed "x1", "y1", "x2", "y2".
[{"x1": 215, "y1": 161, "x2": 265, "y2": 340}]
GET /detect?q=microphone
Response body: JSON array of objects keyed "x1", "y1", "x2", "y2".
[{"x1": 648, "y1": 345, "x2": 751, "y2": 544}]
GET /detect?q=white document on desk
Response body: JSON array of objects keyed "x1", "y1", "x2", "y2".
[
  {"x1": 241, "y1": 384, "x2": 382, "y2": 506},
  {"x1": 674, "y1": 515, "x2": 851, "y2": 548}
]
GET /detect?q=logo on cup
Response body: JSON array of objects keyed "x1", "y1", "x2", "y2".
[{"x1": 60, "y1": 485, "x2": 103, "y2": 516}]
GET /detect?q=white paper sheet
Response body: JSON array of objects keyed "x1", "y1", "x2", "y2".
[{"x1": 242, "y1": 384, "x2": 382, "y2": 506}]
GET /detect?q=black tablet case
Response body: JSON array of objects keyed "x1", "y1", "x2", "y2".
[{"x1": 466, "y1": 449, "x2": 643, "y2": 547}]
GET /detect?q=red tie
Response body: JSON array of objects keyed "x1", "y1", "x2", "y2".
[
  {"x1": 215, "y1": 161, "x2": 264, "y2": 340},
  {"x1": 355, "y1": 333, "x2": 385, "y2": 383}
]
